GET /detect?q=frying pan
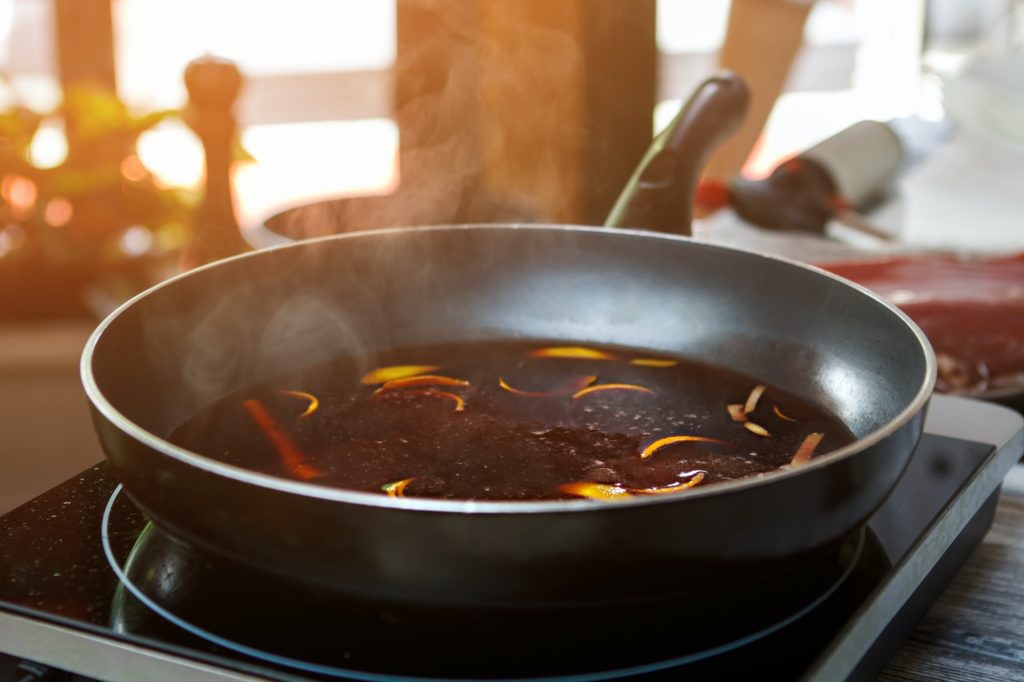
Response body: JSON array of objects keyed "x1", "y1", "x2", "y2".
[{"x1": 81, "y1": 75, "x2": 935, "y2": 610}]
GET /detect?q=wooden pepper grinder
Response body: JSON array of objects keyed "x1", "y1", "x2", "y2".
[{"x1": 182, "y1": 56, "x2": 250, "y2": 266}]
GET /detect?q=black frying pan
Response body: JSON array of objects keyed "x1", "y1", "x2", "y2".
[{"x1": 81, "y1": 75, "x2": 935, "y2": 610}]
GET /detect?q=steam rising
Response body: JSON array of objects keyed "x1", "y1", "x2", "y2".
[
  {"x1": 131, "y1": 8, "x2": 599, "y2": 438},
  {"x1": 269, "y1": 3, "x2": 586, "y2": 241},
  {"x1": 139, "y1": 246, "x2": 395, "y2": 434},
  {"x1": 179, "y1": 296, "x2": 246, "y2": 400},
  {"x1": 258, "y1": 294, "x2": 375, "y2": 384}
]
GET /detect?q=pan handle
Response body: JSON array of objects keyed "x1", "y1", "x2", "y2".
[{"x1": 604, "y1": 71, "x2": 750, "y2": 236}]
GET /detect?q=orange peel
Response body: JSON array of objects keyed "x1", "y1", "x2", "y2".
[
  {"x1": 629, "y1": 358, "x2": 678, "y2": 368},
  {"x1": 790, "y1": 433, "x2": 824, "y2": 466},
  {"x1": 242, "y1": 399, "x2": 323, "y2": 480},
  {"x1": 639, "y1": 435, "x2": 731, "y2": 460},
  {"x1": 382, "y1": 478, "x2": 414, "y2": 497},
  {"x1": 743, "y1": 421, "x2": 770, "y2": 437},
  {"x1": 744, "y1": 384, "x2": 766, "y2": 415},
  {"x1": 376, "y1": 389, "x2": 466, "y2": 412},
  {"x1": 279, "y1": 389, "x2": 319, "y2": 419},
  {"x1": 498, "y1": 374, "x2": 597, "y2": 398},
  {"x1": 727, "y1": 403, "x2": 747, "y2": 423},
  {"x1": 375, "y1": 375, "x2": 470, "y2": 393},
  {"x1": 560, "y1": 482, "x2": 632, "y2": 501},
  {"x1": 361, "y1": 365, "x2": 440, "y2": 385},
  {"x1": 572, "y1": 383, "x2": 654, "y2": 400},
  {"x1": 631, "y1": 472, "x2": 707, "y2": 494},
  {"x1": 773, "y1": 405, "x2": 798, "y2": 423},
  {"x1": 529, "y1": 346, "x2": 618, "y2": 361}
]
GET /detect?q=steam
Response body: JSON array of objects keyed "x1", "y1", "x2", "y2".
[
  {"x1": 132, "y1": 8, "x2": 595, "y2": 438},
  {"x1": 179, "y1": 295, "x2": 246, "y2": 400},
  {"x1": 271, "y1": 3, "x2": 585, "y2": 241},
  {"x1": 258, "y1": 293, "x2": 377, "y2": 384},
  {"x1": 138, "y1": 249, "x2": 394, "y2": 435}
]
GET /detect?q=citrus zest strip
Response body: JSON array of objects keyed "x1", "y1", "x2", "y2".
[
  {"x1": 499, "y1": 377, "x2": 538, "y2": 397},
  {"x1": 382, "y1": 478, "x2": 414, "y2": 497},
  {"x1": 559, "y1": 482, "x2": 632, "y2": 501},
  {"x1": 498, "y1": 375, "x2": 597, "y2": 398},
  {"x1": 773, "y1": 405, "x2": 798, "y2": 423},
  {"x1": 744, "y1": 384, "x2": 766, "y2": 415},
  {"x1": 529, "y1": 346, "x2": 618, "y2": 360},
  {"x1": 374, "y1": 375, "x2": 470, "y2": 393},
  {"x1": 279, "y1": 389, "x2": 319, "y2": 419},
  {"x1": 639, "y1": 435, "x2": 731, "y2": 460},
  {"x1": 631, "y1": 472, "x2": 707, "y2": 494},
  {"x1": 361, "y1": 365, "x2": 440, "y2": 386},
  {"x1": 242, "y1": 399, "x2": 323, "y2": 480},
  {"x1": 572, "y1": 383, "x2": 654, "y2": 399},
  {"x1": 376, "y1": 389, "x2": 466, "y2": 412},
  {"x1": 743, "y1": 421, "x2": 770, "y2": 437},
  {"x1": 727, "y1": 403, "x2": 747, "y2": 422},
  {"x1": 629, "y1": 358, "x2": 678, "y2": 368},
  {"x1": 790, "y1": 433, "x2": 824, "y2": 466}
]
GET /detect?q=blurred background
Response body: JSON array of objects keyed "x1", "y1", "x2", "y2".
[{"x1": 1, "y1": 0, "x2": 1022, "y2": 512}]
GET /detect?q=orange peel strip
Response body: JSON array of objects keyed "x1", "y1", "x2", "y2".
[
  {"x1": 375, "y1": 375, "x2": 470, "y2": 393},
  {"x1": 743, "y1": 421, "x2": 770, "y2": 437},
  {"x1": 242, "y1": 399, "x2": 323, "y2": 480},
  {"x1": 744, "y1": 384, "x2": 766, "y2": 415},
  {"x1": 279, "y1": 389, "x2": 319, "y2": 419},
  {"x1": 376, "y1": 389, "x2": 466, "y2": 412},
  {"x1": 560, "y1": 482, "x2": 632, "y2": 501},
  {"x1": 727, "y1": 403, "x2": 747, "y2": 423},
  {"x1": 498, "y1": 374, "x2": 597, "y2": 398},
  {"x1": 631, "y1": 472, "x2": 707, "y2": 495},
  {"x1": 382, "y1": 478, "x2": 414, "y2": 497},
  {"x1": 529, "y1": 346, "x2": 618, "y2": 361},
  {"x1": 629, "y1": 358, "x2": 678, "y2": 368},
  {"x1": 361, "y1": 365, "x2": 440, "y2": 386},
  {"x1": 572, "y1": 383, "x2": 654, "y2": 400},
  {"x1": 790, "y1": 432, "x2": 824, "y2": 467},
  {"x1": 773, "y1": 405, "x2": 798, "y2": 423},
  {"x1": 639, "y1": 435, "x2": 731, "y2": 460}
]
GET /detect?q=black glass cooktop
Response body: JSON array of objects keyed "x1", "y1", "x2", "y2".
[{"x1": 0, "y1": 417, "x2": 1018, "y2": 681}]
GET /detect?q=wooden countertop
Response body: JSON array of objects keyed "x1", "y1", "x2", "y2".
[{"x1": 881, "y1": 487, "x2": 1024, "y2": 680}]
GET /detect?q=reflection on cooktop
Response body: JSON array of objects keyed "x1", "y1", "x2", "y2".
[{"x1": 104, "y1": 483, "x2": 879, "y2": 679}]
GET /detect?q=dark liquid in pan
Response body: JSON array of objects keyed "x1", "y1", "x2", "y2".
[{"x1": 169, "y1": 341, "x2": 855, "y2": 501}]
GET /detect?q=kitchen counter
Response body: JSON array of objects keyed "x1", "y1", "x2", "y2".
[
  {"x1": 882, "y1": 483, "x2": 1024, "y2": 681},
  {"x1": 0, "y1": 322, "x2": 105, "y2": 515}
]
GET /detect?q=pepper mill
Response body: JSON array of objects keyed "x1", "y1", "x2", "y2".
[{"x1": 183, "y1": 56, "x2": 250, "y2": 266}]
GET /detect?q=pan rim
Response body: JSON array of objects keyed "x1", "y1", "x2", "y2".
[{"x1": 80, "y1": 223, "x2": 937, "y2": 514}]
